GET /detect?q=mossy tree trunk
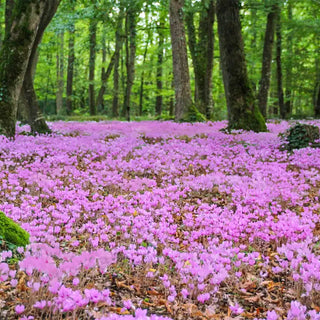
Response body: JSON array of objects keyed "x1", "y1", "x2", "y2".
[
  {"x1": 0, "y1": 0, "x2": 49, "y2": 137},
  {"x1": 169, "y1": 0, "x2": 193, "y2": 122},
  {"x1": 216, "y1": 0, "x2": 267, "y2": 132},
  {"x1": 186, "y1": 0, "x2": 215, "y2": 119},
  {"x1": 258, "y1": 4, "x2": 277, "y2": 119}
]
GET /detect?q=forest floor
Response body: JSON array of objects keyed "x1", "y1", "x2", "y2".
[{"x1": 0, "y1": 120, "x2": 320, "y2": 320}]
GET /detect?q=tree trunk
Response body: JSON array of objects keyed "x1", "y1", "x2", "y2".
[
  {"x1": 216, "y1": 0, "x2": 266, "y2": 132},
  {"x1": 66, "y1": 21, "x2": 75, "y2": 116},
  {"x1": 276, "y1": 9, "x2": 285, "y2": 119},
  {"x1": 186, "y1": 0, "x2": 215, "y2": 118},
  {"x1": 169, "y1": 0, "x2": 193, "y2": 122},
  {"x1": 112, "y1": 13, "x2": 123, "y2": 118},
  {"x1": 155, "y1": 15, "x2": 165, "y2": 117},
  {"x1": 56, "y1": 31, "x2": 64, "y2": 114},
  {"x1": 0, "y1": 0, "x2": 49, "y2": 137},
  {"x1": 258, "y1": 4, "x2": 277, "y2": 119},
  {"x1": 123, "y1": 5, "x2": 139, "y2": 122},
  {"x1": 285, "y1": 0, "x2": 293, "y2": 117},
  {"x1": 89, "y1": 19, "x2": 97, "y2": 115}
]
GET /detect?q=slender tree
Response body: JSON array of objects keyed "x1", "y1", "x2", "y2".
[
  {"x1": 123, "y1": 2, "x2": 141, "y2": 121},
  {"x1": 186, "y1": 0, "x2": 215, "y2": 118},
  {"x1": 89, "y1": 18, "x2": 97, "y2": 115},
  {"x1": 169, "y1": 0, "x2": 193, "y2": 121},
  {"x1": 216, "y1": 0, "x2": 266, "y2": 132},
  {"x1": 66, "y1": 19, "x2": 75, "y2": 115},
  {"x1": 258, "y1": 4, "x2": 277, "y2": 119},
  {"x1": 155, "y1": 14, "x2": 165, "y2": 117},
  {"x1": 112, "y1": 11, "x2": 124, "y2": 118},
  {"x1": 276, "y1": 6, "x2": 285, "y2": 119},
  {"x1": 285, "y1": 0, "x2": 293, "y2": 117},
  {"x1": 56, "y1": 31, "x2": 64, "y2": 114},
  {"x1": 138, "y1": 8, "x2": 152, "y2": 117}
]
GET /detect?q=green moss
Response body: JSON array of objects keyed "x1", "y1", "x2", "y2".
[
  {"x1": 0, "y1": 211, "x2": 29, "y2": 247},
  {"x1": 229, "y1": 105, "x2": 267, "y2": 133},
  {"x1": 181, "y1": 104, "x2": 207, "y2": 123}
]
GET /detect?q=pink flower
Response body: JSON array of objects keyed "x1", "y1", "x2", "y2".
[
  {"x1": 15, "y1": 304, "x2": 25, "y2": 314},
  {"x1": 229, "y1": 303, "x2": 244, "y2": 315},
  {"x1": 33, "y1": 300, "x2": 47, "y2": 309},
  {"x1": 72, "y1": 277, "x2": 80, "y2": 286}
]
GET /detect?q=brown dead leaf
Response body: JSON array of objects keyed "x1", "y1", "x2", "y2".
[
  {"x1": 116, "y1": 280, "x2": 134, "y2": 291},
  {"x1": 159, "y1": 299, "x2": 173, "y2": 314},
  {"x1": 108, "y1": 307, "x2": 130, "y2": 315}
]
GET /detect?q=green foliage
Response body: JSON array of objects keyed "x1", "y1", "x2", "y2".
[
  {"x1": 281, "y1": 122, "x2": 320, "y2": 151},
  {"x1": 0, "y1": 211, "x2": 30, "y2": 247}
]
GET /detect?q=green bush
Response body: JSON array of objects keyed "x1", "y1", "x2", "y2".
[{"x1": 281, "y1": 123, "x2": 320, "y2": 151}]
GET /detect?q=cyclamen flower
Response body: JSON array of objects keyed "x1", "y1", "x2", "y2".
[
  {"x1": 123, "y1": 299, "x2": 133, "y2": 310},
  {"x1": 15, "y1": 304, "x2": 25, "y2": 314},
  {"x1": 287, "y1": 301, "x2": 307, "y2": 320},
  {"x1": 197, "y1": 293, "x2": 210, "y2": 303},
  {"x1": 33, "y1": 300, "x2": 47, "y2": 309},
  {"x1": 181, "y1": 288, "x2": 189, "y2": 299},
  {"x1": 72, "y1": 277, "x2": 80, "y2": 286},
  {"x1": 267, "y1": 310, "x2": 278, "y2": 320},
  {"x1": 229, "y1": 303, "x2": 244, "y2": 315}
]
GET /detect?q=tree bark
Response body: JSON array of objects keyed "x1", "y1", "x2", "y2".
[
  {"x1": 276, "y1": 9, "x2": 285, "y2": 119},
  {"x1": 258, "y1": 4, "x2": 277, "y2": 119},
  {"x1": 89, "y1": 19, "x2": 97, "y2": 115},
  {"x1": 0, "y1": 0, "x2": 50, "y2": 137},
  {"x1": 66, "y1": 21, "x2": 75, "y2": 116},
  {"x1": 169, "y1": 0, "x2": 193, "y2": 122},
  {"x1": 56, "y1": 31, "x2": 64, "y2": 114},
  {"x1": 186, "y1": 0, "x2": 215, "y2": 118},
  {"x1": 216, "y1": 0, "x2": 266, "y2": 132}
]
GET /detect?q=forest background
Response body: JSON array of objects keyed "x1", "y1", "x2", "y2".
[{"x1": 0, "y1": 0, "x2": 319, "y2": 123}]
